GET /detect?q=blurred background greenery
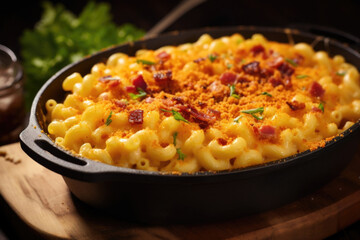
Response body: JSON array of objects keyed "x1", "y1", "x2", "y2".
[{"x1": 20, "y1": 1, "x2": 145, "y2": 108}]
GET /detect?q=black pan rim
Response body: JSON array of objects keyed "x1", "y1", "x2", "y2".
[{"x1": 23, "y1": 25, "x2": 360, "y2": 180}]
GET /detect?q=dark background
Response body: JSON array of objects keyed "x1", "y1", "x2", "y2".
[
  {"x1": 1, "y1": 0, "x2": 360, "y2": 239},
  {"x1": 1, "y1": 0, "x2": 360, "y2": 58}
]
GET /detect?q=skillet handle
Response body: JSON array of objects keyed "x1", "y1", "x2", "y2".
[
  {"x1": 288, "y1": 24, "x2": 360, "y2": 52},
  {"x1": 19, "y1": 124, "x2": 102, "y2": 180}
]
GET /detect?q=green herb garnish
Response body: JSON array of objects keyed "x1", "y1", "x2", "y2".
[
  {"x1": 105, "y1": 111, "x2": 113, "y2": 126},
  {"x1": 241, "y1": 107, "x2": 264, "y2": 120},
  {"x1": 208, "y1": 54, "x2": 217, "y2": 62},
  {"x1": 176, "y1": 148, "x2": 187, "y2": 160},
  {"x1": 236, "y1": 39, "x2": 244, "y2": 44},
  {"x1": 172, "y1": 131, "x2": 186, "y2": 160},
  {"x1": 251, "y1": 114, "x2": 264, "y2": 120},
  {"x1": 318, "y1": 102, "x2": 324, "y2": 113},
  {"x1": 226, "y1": 63, "x2": 233, "y2": 69},
  {"x1": 136, "y1": 59, "x2": 155, "y2": 65},
  {"x1": 233, "y1": 115, "x2": 243, "y2": 123},
  {"x1": 161, "y1": 109, "x2": 189, "y2": 123},
  {"x1": 285, "y1": 58, "x2": 298, "y2": 67},
  {"x1": 260, "y1": 92, "x2": 272, "y2": 97},
  {"x1": 173, "y1": 132, "x2": 178, "y2": 146},
  {"x1": 296, "y1": 74, "x2": 309, "y2": 79},
  {"x1": 229, "y1": 84, "x2": 240, "y2": 99},
  {"x1": 129, "y1": 88, "x2": 147, "y2": 99},
  {"x1": 336, "y1": 71, "x2": 346, "y2": 76},
  {"x1": 20, "y1": 1, "x2": 144, "y2": 109},
  {"x1": 241, "y1": 107, "x2": 264, "y2": 114}
]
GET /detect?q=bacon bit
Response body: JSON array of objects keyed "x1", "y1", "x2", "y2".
[
  {"x1": 269, "y1": 77, "x2": 283, "y2": 87},
  {"x1": 259, "y1": 125, "x2": 276, "y2": 138},
  {"x1": 260, "y1": 68, "x2": 274, "y2": 78},
  {"x1": 286, "y1": 100, "x2": 305, "y2": 111},
  {"x1": 242, "y1": 61, "x2": 261, "y2": 75},
  {"x1": 115, "y1": 100, "x2": 127, "y2": 108},
  {"x1": 132, "y1": 75, "x2": 147, "y2": 91},
  {"x1": 235, "y1": 49, "x2": 247, "y2": 59},
  {"x1": 173, "y1": 100, "x2": 216, "y2": 129},
  {"x1": 156, "y1": 51, "x2": 170, "y2": 62},
  {"x1": 101, "y1": 134, "x2": 109, "y2": 140},
  {"x1": 194, "y1": 57, "x2": 206, "y2": 63},
  {"x1": 277, "y1": 62, "x2": 294, "y2": 77},
  {"x1": 308, "y1": 81, "x2": 325, "y2": 97},
  {"x1": 172, "y1": 96, "x2": 185, "y2": 105},
  {"x1": 207, "y1": 108, "x2": 221, "y2": 119},
  {"x1": 209, "y1": 80, "x2": 227, "y2": 97},
  {"x1": 219, "y1": 72, "x2": 237, "y2": 85},
  {"x1": 128, "y1": 110, "x2": 143, "y2": 124},
  {"x1": 198, "y1": 101, "x2": 207, "y2": 107},
  {"x1": 161, "y1": 98, "x2": 175, "y2": 108},
  {"x1": 108, "y1": 80, "x2": 120, "y2": 88},
  {"x1": 125, "y1": 85, "x2": 136, "y2": 93},
  {"x1": 284, "y1": 78, "x2": 292, "y2": 89},
  {"x1": 253, "y1": 126, "x2": 260, "y2": 135},
  {"x1": 154, "y1": 70, "x2": 172, "y2": 84},
  {"x1": 217, "y1": 138, "x2": 227, "y2": 146},
  {"x1": 234, "y1": 57, "x2": 244, "y2": 64},
  {"x1": 312, "y1": 106, "x2": 322, "y2": 113},
  {"x1": 189, "y1": 106, "x2": 216, "y2": 124},
  {"x1": 293, "y1": 54, "x2": 304, "y2": 65},
  {"x1": 251, "y1": 44, "x2": 265, "y2": 56},
  {"x1": 175, "y1": 105, "x2": 191, "y2": 120},
  {"x1": 267, "y1": 56, "x2": 284, "y2": 68},
  {"x1": 145, "y1": 97, "x2": 154, "y2": 103},
  {"x1": 237, "y1": 76, "x2": 250, "y2": 83}
]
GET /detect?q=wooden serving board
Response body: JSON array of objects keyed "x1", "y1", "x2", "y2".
[{"x1": 1, "y1": 142, "x2": 360, "y2": 240}]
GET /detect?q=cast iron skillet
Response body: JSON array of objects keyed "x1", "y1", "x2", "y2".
[{"x1": 20, "y1": 26, "x2": 360, "y2": 223}]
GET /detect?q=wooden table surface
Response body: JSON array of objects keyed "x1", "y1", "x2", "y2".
[{"x1": 1, "y1": 142, "x2": 360, "y2": 240}]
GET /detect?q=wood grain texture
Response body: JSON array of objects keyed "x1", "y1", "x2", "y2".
[{"x1": 1, "y1": 142, "x2": 360, "y2": 240}]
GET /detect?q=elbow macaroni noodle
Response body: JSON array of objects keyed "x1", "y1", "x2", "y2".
[{"x1": 46, "y1": 33, "x2": 360, "y2": 173}]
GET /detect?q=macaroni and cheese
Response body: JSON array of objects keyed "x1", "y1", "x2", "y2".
[{"x1": 46, "y1": 33, "x2": 360, "y2": 173}]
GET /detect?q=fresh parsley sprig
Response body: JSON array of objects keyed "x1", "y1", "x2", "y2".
[
  {"x1": 241, "y1": 107, "x2": 264, "y2": 120},
  {"x1": 129, "y1": 88, "x2": 147, "y2": 99},
  {"x1": 296, "y1": 74, "x2": 309, "y2": 79},
  {"x1": 336, "y1": 71, "x2": 346, "y2": 76},
  {"x1": 136, "y1": 59, "x2": 155, "y2": 65},
  {"x1": 285, "y1": 58, "x2": 298, "y2": 67},
  {"x1": 226, "y1": 63, "x2": 233, "y2": 69},
  {"x1": 229, "y1": 84, "x2": 240, "y2": 99},
  {"x1": 173, "y1": 132, "x2": 178, "y2": 146},
  {"x1": 233, "y1": 115, "x2": 243, "y2": 123},
  {"x1": 173, "y1": 132, "x2": 186, "y2": 160},
  {"x1": 208, "y1": 54, "x2": 218, "y2": 62},
  {"x1": 260, "y1": 92, "x2": 272, "y2": 97},
  {"x1": 176, "y1": 148, "x2": 187, "y2": 160},
  {"x1": 318, "y1": 102, "x2": 324, "y2": 113},
  {"x1": 161, "y1": 109, "x2": 189, "y2": 123},
  {"x1": 105, "y1": 111, "x2": 113, "y2": 126}
]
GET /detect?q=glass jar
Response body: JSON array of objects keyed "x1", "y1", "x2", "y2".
[{"x1": 0, "y1": 44, "x2": 25, "y2": 145}]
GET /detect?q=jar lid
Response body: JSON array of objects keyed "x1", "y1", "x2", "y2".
[{"x1": 0, "y1": 44, "x2": 23, "y2": 91}]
